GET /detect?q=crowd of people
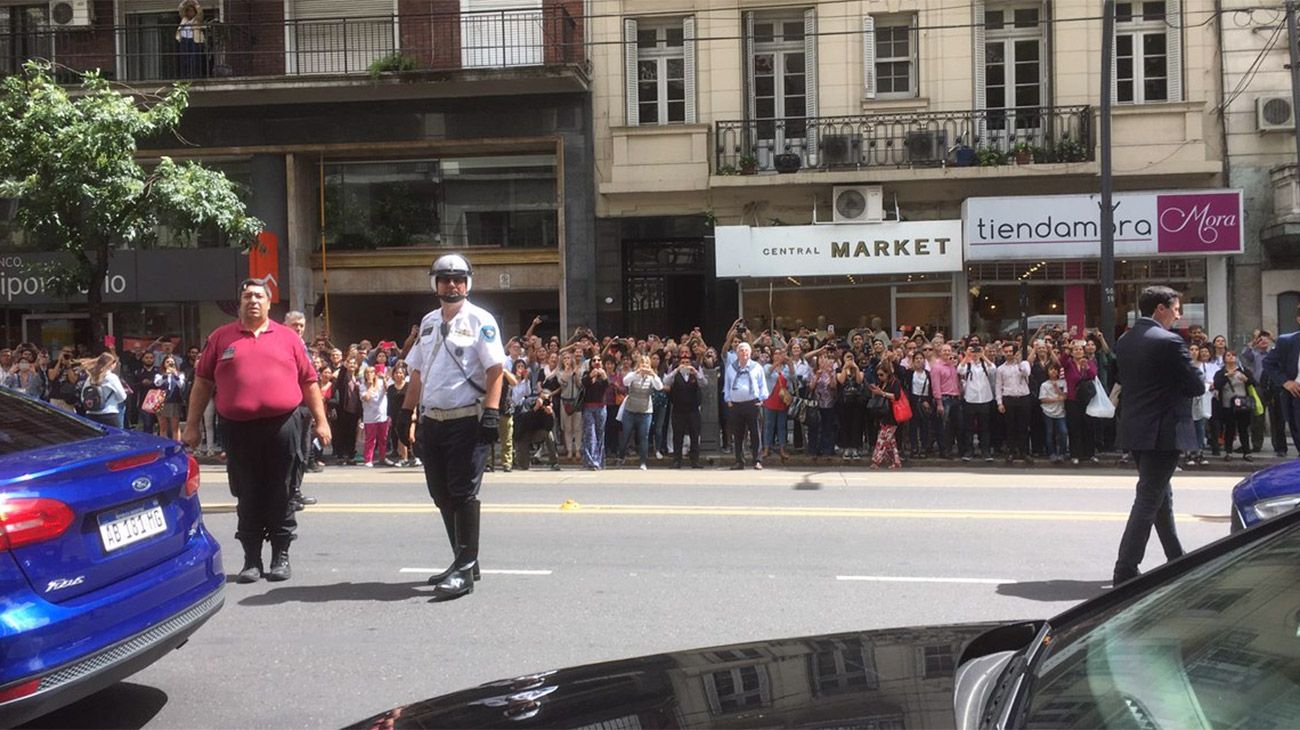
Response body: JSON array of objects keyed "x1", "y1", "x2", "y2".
[{"x1": 4, "y1": 310, "x2": 1297, "y2": 471}]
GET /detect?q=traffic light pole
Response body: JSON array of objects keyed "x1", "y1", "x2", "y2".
[{"x1": 1099, "y1": 0, "x2": 1116, "y2": 340}]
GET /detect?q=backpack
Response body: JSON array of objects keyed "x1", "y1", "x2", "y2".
[{"x1": 81, "y1": 380, "x2": 106, "y2": 413}]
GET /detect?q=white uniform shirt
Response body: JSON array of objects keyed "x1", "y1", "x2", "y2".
[
  {"x1": 960, "y1": 360, "x2": 997, "y2": 405},
  {"x1": 405, "y1": 301, "x2": 508, "y2": 410}
]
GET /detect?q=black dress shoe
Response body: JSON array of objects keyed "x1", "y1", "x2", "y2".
[
  {"x1": 294, "y1": 492, "x2": 317, "y2": 506},
  {"x1": 428, "y1": 561, "x2": 481, "y2": 584}
]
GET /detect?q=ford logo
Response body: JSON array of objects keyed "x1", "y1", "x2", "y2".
[{"x1": 131, "y1": 476, "x2": 152, "y2": 492}]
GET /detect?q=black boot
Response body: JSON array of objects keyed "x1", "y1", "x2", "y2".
[
  {"x1": 236, "y1": 537, "x2": 263, "y2": 583},
  {"x1": 432, "y1": 502, "x2": 479, "y2": 602},
  {"x1": 428, "y1": 510, "x2": 481, "y2": 584},
  {"x1": 266, "y1": 538, "x2": 292, "y2": 582},
  {"x1": 294, "y1": 489, "x2": 317, "y2": 506}
]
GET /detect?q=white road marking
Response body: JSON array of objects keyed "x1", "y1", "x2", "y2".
[
  {"x1": 835, "y1": 575, "x2": 1013, "y2": 585},
  {"x1": 398, "y1": 568, "x2": 553, "y2": 576}
]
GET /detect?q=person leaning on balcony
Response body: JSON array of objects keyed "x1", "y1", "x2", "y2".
[{"x1": 176, "y1": 0, "x2": 207, "y2": 79}]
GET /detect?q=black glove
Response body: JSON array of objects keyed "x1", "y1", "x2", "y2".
[{"x1": 479, "y1": 407, "x2": 500, "y2": 444}]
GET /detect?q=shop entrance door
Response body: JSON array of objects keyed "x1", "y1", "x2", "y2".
[
  {"x1": 22, "y1": 313, "x2": 114, "y2": 352},
  {"x1": 623, "y1": 240, "x2": 707, "y2": 337}
]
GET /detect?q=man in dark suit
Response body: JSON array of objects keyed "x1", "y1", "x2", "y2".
[
  {"x1": 1112, "y1": 286, "x2": 1207, "y2": 585},
  {"x1": 1263, "y1": 303, "x2": 1300, "y2": 454}
]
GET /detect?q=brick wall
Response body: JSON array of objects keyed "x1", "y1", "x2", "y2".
[
  {"x1": 56, "y1": 0, "x2": 116, "y2": 78},
  {"x1": 429, "y1": 0, "x2": 460, "y2": 70},
  {"x1": 543, "y1": 0, "x2": 584, "y2": 65},
  {"x1": 224, "y1": 0, "x2": 285, "y2": 77},
  {"x1": 398, "y1": 0, "x2": 433, "y2": 68}
]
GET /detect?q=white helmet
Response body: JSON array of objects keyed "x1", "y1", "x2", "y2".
[{"x1": 430, "y1": 253, "x2": 473, "y2": 302}]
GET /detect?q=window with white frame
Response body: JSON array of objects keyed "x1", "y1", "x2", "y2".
[
  {"x1": 864, "y1": 14, "x2": 917, "y2": 99},
  {"x1": 636, "y1": 19, "x2": 686, "y2": 125},
  {"x1": 1115, "y1": 0, "x2": 1181, "y2": 103},
  {"x1": 625, "y1": 17, "x2": 696, "y2": 126}
]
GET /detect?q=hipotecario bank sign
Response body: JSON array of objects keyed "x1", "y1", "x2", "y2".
[{"x1": 0, "y1": 252, "x2": 136, "y2": 304}]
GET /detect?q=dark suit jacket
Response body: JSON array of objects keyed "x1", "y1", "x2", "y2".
[
  {"x1": 1115, "y1": 317, "x2": 1206, "y2": 452},
  {"x1": 1263, "y1": 331, "x2": 1300, "y2": 388}
]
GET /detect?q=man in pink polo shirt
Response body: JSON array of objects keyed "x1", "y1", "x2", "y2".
[
  {"x1": 184, "y1": 278, "x2": 331, "y2": 584},
  {"x1": 928, "y1": 343, "x2": 962, "y2": 459}
]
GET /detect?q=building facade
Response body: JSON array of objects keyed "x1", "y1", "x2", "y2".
[
  {"x1": 1, "y1": 0, "x2": 593, "y2": 350},
  {"x1": 1219, "y1": 0, "x2": 1300, "y2": 339},
  {"x1": 591, "y1": 0, "x2": 1233, "y2": 341}
]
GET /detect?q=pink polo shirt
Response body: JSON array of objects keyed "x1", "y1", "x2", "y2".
[
  {"x1": 195, "y1": 319, "x2": 317, "y2": 421},
  {"x1": 929, "y1": 359, "x2": 960, "y2": 397}
]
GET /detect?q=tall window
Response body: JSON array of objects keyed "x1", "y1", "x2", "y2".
[
  {"x1": 0, "y1": 4, "x2": 50, "y2": 76},
  {"x1": 636, "y1": 20, "x2": 686, "y2": 125},
  {"x1": 864, "y1": 14, "x2": 917, "y2": 99},
  {"x1": 983, "y1": 3, "x2": 1045, "y2": 134},
  {"x1": 1115, "y1": 0, "x2": 1179, "y2": 104}
]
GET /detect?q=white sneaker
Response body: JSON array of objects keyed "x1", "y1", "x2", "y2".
[
  {"x1": 411, "y1": 458, "x2": 422, "y2": 467},
  {"x1": 655, "y1": 451, "x2": 664, "y2": 460},
  {"x1": 363, "y1": 462, "x2": 374, "y2": 468},
  {"x1": 639, "y1": 463, "x2": 647, "y2": 471}
]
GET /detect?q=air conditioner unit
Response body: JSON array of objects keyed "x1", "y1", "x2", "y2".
[
  {"x1": 49, "y1": 0, "x2": 93, "y2": 28},
  {"x1": 904, "y1": 130, "x2": 947, "y2": 164},
  {"x1": 1257, "y1": 96, "x2": 1295, "y2": 132},
  {"x1": 832, "y1": 185, "x2": 884, "y2": 224},
  {"x1": 821, "y1": 134, "x2": 861, "y2": 167}
]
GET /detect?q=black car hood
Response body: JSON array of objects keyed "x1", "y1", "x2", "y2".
[{"x1": 347, "y1": 621, "x2": 1007, "y2": 729}]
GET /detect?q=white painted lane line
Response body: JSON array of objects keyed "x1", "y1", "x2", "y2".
[
  {"x1": 398, "y1": 568, "x2": 554, "y2": 576},
  {"x1": 835, "y1": 575, "x2": 1013, "y2": 585}
]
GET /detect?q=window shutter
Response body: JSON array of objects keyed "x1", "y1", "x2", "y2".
[
  {"x1": 1109, "y1": 4, "x2": 1119, "y2": 104},
  {"x1": 625, "y1": 18, "x2": 639, "y2": 126},
  {"x1": 1166, "y1": 0, "x2": 1183, "y2": 101},
  {"x1": 684, "y1": 16, "x2": 697, "y2": 124},
  {"x1": 804, "y1": 8, "x2": 819, "y2": 165},
  {"x1": 743, "y1": 11, "x2": 755, "y2": 121},
  {"x1": 863, "y1": 15, "x2": 877, "y2": 100},
  {"x1": 1041, "y1": 0, "x2": 1053, "y2": 106}
]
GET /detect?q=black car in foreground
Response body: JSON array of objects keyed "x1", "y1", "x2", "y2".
[{"x1": 349, "y1": 509, "x2": 1300, "y2": 729}]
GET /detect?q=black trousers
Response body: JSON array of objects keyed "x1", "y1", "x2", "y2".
[
  {"x1": 1065, "y1": 400, "x2": 1095, "y2": 459},
  {"x1": 962, "y1": 401, "x2": 994, "y2": 458},
  {"x1": 225, "y1": 410, "x2": 301, "y2": 544},
  {"x1": 332, "y1": 412, "x2": 359, "y2": 461},
  {"x1": 417, "y1": 415, "x2": 488, "y2": 562},
  {"x1": 1221, "y1": 408, "x2": 1253, "y2": 455},
  {"x1": 1002, "y1": 395, "x2": 1032, "y2": 458},
  {"x1": 727, "y1": 400, "x2": 762, "y2": 465},
  {"x1": 1114, "y1": 450, "x2": 1184, "y2": 582},
  {"x1": 672, "y1": 408, "x2": 702, "y2": 464}
]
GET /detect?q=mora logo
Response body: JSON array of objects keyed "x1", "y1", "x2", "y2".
[{"x1": 1156, "y1": 193, "x2": 1243, "y2": 254}]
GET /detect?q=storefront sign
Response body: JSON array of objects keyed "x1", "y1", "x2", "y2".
[
  {"x1": 0, "y1": 251, "x2": 137, "y2": 305},
  {"x1": 963, "y1": 190, "x2": 1243, "y2": 261},
  {"x1": 716, "y1": 221, "x2": 964, "y2": 278}
]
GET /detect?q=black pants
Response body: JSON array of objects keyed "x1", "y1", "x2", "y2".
[
  {"x1": 1114, "y1": 450, "x2": 1184, "y2": 582},
  {"x1": 839, "y1": 400, "x2": 865, "y2": 451},
  {"x1": 727, "y1": 400, "x2": 761, "y2": 465},
  {"x1": 672, "y1": 408, "x2": 702, "y2": 464},
  {"x1": 962, "y1": 401, "x2": 994, "y2": 458},
  {"x1": 1270, "y1": 388, "x2": 1292, "y2": 454},
  {"x1": 1002, "y1": 395, "x2": 1032, "y2": 458},
  {"x1": 417, "y1": 415, "x2": 488, "y2": 562},
  {"x1": 1065, "y1": 399, "x2": 1095, "y2": 459},
  {"x1": 332, "y1": 412, "x2": 359, "y2": 461},
  {"x1": 1221, "y1": 407, "x2": 1253, "y2": 455},
  {"x1": 225, "y1": 410, "x2": 301, "y2": 544}
]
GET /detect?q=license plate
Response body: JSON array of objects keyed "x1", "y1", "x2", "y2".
[{"x1": 99, "y1": 502, "x2": 167, "y2": 552}]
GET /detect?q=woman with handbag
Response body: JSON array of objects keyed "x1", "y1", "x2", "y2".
[
  {"x1": 868, "y1": 366, "x2": 904, "y2": 469},
  {"x1": 1063, "y1": 342, "x2": 1099, "y2": 465},
  {"x1": 905, "y1": 352, "x2": 935, "y2": 458},
  {"x1": 135, "y1": 351, "x2": 160, "y2": 435},
  {"x1": 556, "y1": 352, "x2": 584, "y2": 464},
  {"x1": 1195, "y1": 345, "x2": 1223, "y2": 457},
  {"x1": 152, "y1": 354, "x2": 187, "y2": 442},
  {"x1": 1186, "y1": 344, "x2": 1210, "y2": 466},
  {"x1": 761, "y1": 348, "x2": 795, "y2": 463},
  {"x1": 1213, "y1": 350, "x2": 1257, "y2": 461}
]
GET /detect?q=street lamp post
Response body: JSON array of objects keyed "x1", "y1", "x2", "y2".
[{"x1": 1100, "y1": 0, "x2": 1116, "y2": 340}]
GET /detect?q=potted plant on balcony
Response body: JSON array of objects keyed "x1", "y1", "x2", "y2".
[
  {"x1": 1011, "y1": 142, "x2": 1035, "y2": 165},
  {"x1": 738, "y1": 153, "x2": 760, "y2": 175},
  {"x1": 774, "y1": 151, "x2": 801, "y2": 173},
  {"x1": 368, "y1": 52, "x2": 419, "y2": 79},
  {"x1": 1055, "y1": 135, "x2": 1089, "y2": 163},
  {"x1": 975, "y1": 145, "x2": 1007, "y2": 166}
]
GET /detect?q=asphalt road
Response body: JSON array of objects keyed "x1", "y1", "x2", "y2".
[{"x1": 22, "y1": 463, "x2": 1246, "y2": 730}]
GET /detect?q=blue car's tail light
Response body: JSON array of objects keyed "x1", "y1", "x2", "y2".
[
  {"x1": 0, "y1": 678, "x2": 40, "y2": 703},
  {"x1": 183, "y1": 455, "x2": 200, "y2": 498},
  {"x1": 0, "y1": 498, "x2": 74, "y2": 550}
]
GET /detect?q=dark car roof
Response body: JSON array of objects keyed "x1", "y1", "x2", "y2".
[{"x1": 347, "y1": 622, "x2": 1005, "y2": 730}]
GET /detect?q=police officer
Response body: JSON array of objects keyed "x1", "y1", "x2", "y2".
[
  {"x1": 403, "y1": 254, "x2": 506, "y2": 601},
  {"x1": 184, "y1": 278, "x2": 331, "y2": 583}
]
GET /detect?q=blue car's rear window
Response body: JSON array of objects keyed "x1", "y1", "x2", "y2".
[{"x1": 0, "y1": 389, "x2": 103, "y2": 456}]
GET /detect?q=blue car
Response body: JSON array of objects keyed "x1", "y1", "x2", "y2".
[
  {"x1": 1231, "y1": 458, "x2": 1300, "y2": 532},
  {"x1": 0, "y1": 388, "x2": 224, "y2": 726}
]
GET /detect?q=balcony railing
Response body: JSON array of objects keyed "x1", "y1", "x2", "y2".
[
  {"x1": 0, "y1": 8, "x2": 584, "y2": 83},
  {"x1": 714, "y1": 106, "x2": 1093, "y2": 174}
]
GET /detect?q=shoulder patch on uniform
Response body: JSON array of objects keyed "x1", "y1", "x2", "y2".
[
  {"x1": 481, "y1": 325, "x2": 497, "y2": 342},
  {"x1": 421, "y1": 326, "x2": 435, "y2": 337}
]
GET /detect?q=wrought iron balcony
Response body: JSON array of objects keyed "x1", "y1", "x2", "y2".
[
  {"x1": 714, "y1": 106, "x2": 1093, "y2": 174},
  {"x1": 0, "y1": 8, "x2": 584, "y2": 83}
]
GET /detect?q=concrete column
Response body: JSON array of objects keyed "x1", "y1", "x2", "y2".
[
  {"x1": 952, "y1": 270, "x2": 970, "y2": 338},
  {"x1": 284, "y1": 153, "x2": 318, "y2": 321},
  {"x1": 1207, "y1": 255, "x2": 1229, "y2": 340}
]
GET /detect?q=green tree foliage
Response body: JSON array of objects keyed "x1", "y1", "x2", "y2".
[{"x1": 0, "y1": 61, "x2": 262, "y2": 349}]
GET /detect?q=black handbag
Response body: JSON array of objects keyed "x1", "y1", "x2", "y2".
[
  {"x1": 1074, "y1": 379, "x2": 1097, "y2": 404},
  {"x1": 866, "y1": 394, "x2": 889, "y2": 415},
  {"x1": 1230, "y1": 395, "x2": 1252, "y2": 415}
]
